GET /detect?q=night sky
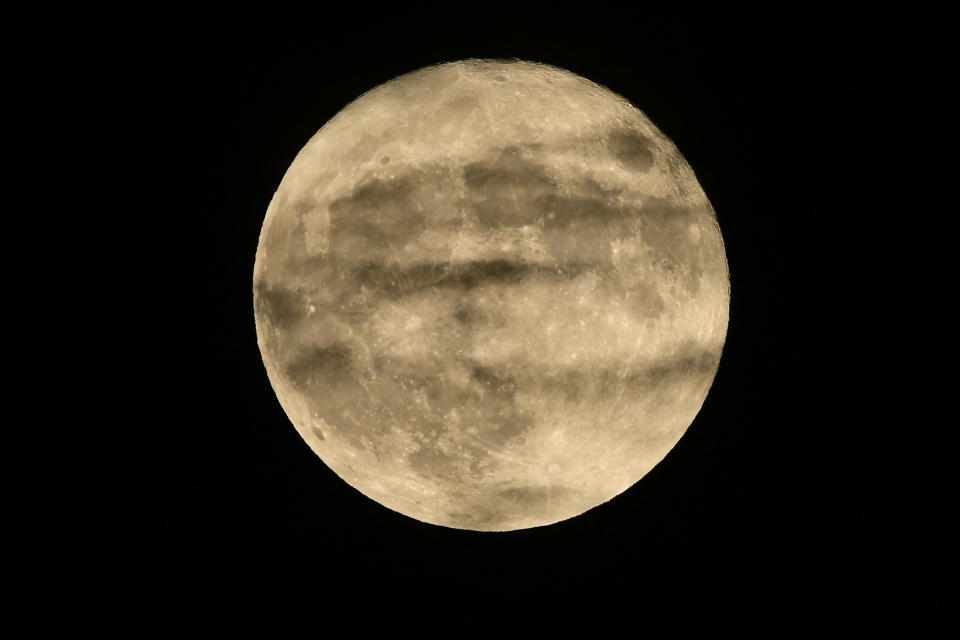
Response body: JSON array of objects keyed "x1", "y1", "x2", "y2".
[{"x1": 9, "y1": 7, "x2": 954, "y2": 633}]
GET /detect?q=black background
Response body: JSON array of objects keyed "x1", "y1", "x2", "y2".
[{"x1": 8, "y1": 6, "x2": 955, "y2": 634}]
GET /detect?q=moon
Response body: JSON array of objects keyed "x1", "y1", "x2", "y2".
[{"x1": 253, "y1": 59, "x2": 729, "y2": 531}]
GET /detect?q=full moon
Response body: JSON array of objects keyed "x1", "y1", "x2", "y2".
[{"x1": 253, "y1": 60, "x2": 729, "y2": 531}]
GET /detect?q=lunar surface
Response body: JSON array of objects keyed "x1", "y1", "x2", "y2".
[{"x1": 254, "y1": 59, "x2": 729, "y2": 531}]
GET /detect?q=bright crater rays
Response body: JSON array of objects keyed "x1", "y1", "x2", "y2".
[{"x1": 253, "y1": 59, "x2": 729, "y2": 531}]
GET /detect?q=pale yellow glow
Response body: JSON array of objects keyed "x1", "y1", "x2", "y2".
[{"x1": 253, "y1": 60, "x2": 729, "y2": 531}]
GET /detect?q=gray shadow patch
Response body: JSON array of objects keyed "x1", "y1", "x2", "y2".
[
  {"x1": 453, "y1": 302, "x2": 482, "y2": 326},
  {"x1": 442, "y1": 94, "x2": 480, "y2": 114},
  {"x1": 452, "y1": 300, "x2": 507, "y2": 330},
  {"x1": 352, "y1": 261, "x2": 448, "y2": 297},
  {"x1": 534, "y1": 348, "x2": 721, "y2": 402},
  {"x1": 311, "y1": 426, "x2": 326, "y2": 441},
  {"x1": 621, "y1": 345, "x2": 723, "y2": 392},
  {"x1": 350, "y1": 259, "x2": 587, "y2": 298},
  {"x1": 481, "y1": 412, "x2": 534, "y2": 449},
  {"x1": 445, "y1": 506, "x2": 503, "y2": 530},
  {"x1": 442, "y1": 259, "x2": 531, "y2": 290},
  {"x1": 442, "y1": 260, "x2": 588, "y2": 290},
  {"x1": 470, "y1": 365, "x2": 518, "y2": 400},
  {"x1": 293, "y1": 199, "x2": 316, "y2": 215},
  {"x1": 608, "y1": 128, "x2": 654, "y2": 172},
  {"x1": 580, "y1": 177, "x2": 623, "y2": 199},
  {"x1": 463, "y1": 150, "x2": 556, "y2": 227},
  {"x1": 283, "y1": 342, "x2": 353, "y2": 389},
  {"x1": 488, "y1": 485, "x2": 575, "y2": 523},
  {"x1": 545, "y1": 369, "x2": 587, "y2": 403},
  {"x1": 459, "y1": 362, "x2": 534, "y2": 449},
  {"x1": 539, "y1": 193, "x2": 627, "y2": 231},
  {"x1": 628, "y1": 280, "x2": 667, "y2": 319},
  {"x1": 637, "y1": 197, "x2": 703, "y2": 294},
  {"x1": 328, "y1": 173, "x2": 427, "y2": 252},
  {"x1": 255, "y1": 281, "x2": 304, "y2": 329}
]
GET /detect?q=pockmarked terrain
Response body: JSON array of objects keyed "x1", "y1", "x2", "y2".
[{"x1": 254, "y1": 60, "x2": 729, "y2": 531}]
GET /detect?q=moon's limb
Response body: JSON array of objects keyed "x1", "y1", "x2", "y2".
[{"x1": 254, "y1": 60, "x2": 729, "y2": 531}]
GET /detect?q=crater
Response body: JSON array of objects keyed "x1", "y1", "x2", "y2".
[
  {"x1": 453, "y1": 302, "x2": 480, "y2": 325},
  {"x1": 608, "y1": 128, "x2": 654, "y2": 173}
]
